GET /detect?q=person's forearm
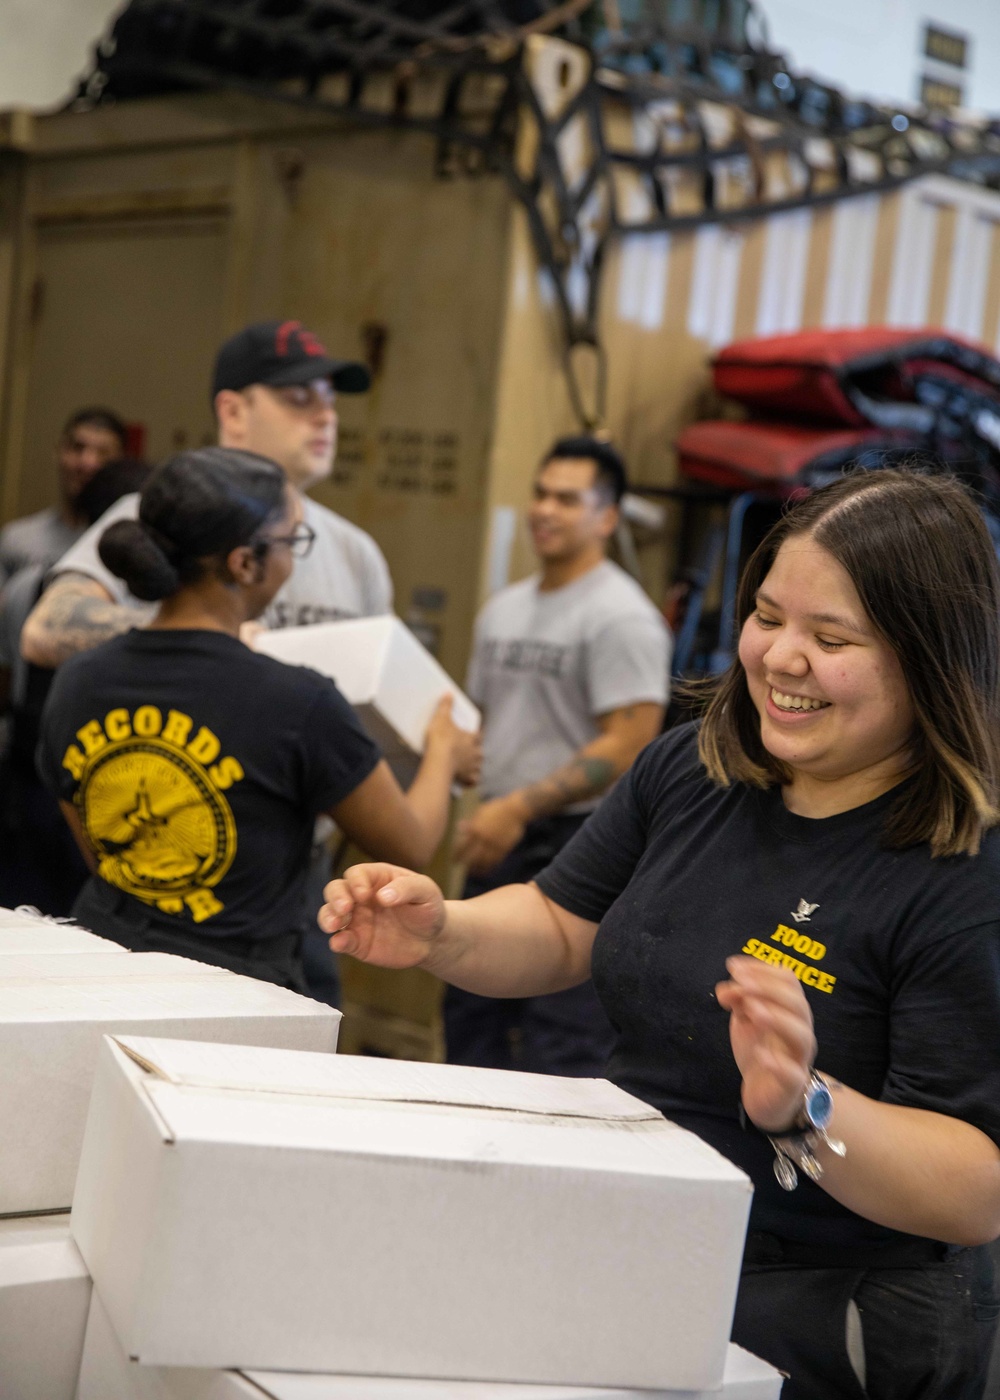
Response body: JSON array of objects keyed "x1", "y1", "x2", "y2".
[
  {"x1": 804, "y1": 1077, "x2": 1000, "y2": 1245},
  {"x1": 21, "y1": 575, "x2": 133, "y2": 667},
  {"x1": 508, "y1": 732, "x2": 632, "y2": 823},
  {"x1": 401, "y1": 742, "x2": 456, "y2": 868},
  {"x1": 58, "y1": 800, "x2": 98, "y2": 875},
  {"x1": 423, "y1": 883, "x2": 592, "y2": 997}
]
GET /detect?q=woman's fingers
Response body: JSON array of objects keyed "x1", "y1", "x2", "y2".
[
  {"x1": 327, "y1": 917, "x2": 366, "y2": 956},
  {"x1": 342, "y1": 862, "x2": 406, "y2": 902},
  {"x1": 317, "y1": 881, "x2": 352, "y2": 934},
  {"x1": 318, "y1": 864, "x2": 445, "y2": 967},
  {"x1": 724, "y1": 955, "x2": 811, "y2": 1013},
  {"x1": 319, "y1": 864, "x2": 399, "y2": 933},
  {"x1": 371, "y1": 870, "x2": 439, "y2": 912},
  {"x1": 717, "y1": 957, "x2": 818, "y2": 1130},
  {"x1": 718, "y1": 979, "x2": 816, "y2": 1057},
  {"x1": 741, "y1": 1001, "x2": 816, "y2": 1063}
]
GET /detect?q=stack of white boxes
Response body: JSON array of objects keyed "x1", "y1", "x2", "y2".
[
  {"x1": 0, "y1": 906, "x2": 341, "y2": 1400},
  {"x1": 69, "y1": 1036, "x2": 783, "y2": 1399}
]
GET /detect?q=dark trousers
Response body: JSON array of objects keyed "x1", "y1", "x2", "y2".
[
  {"x1": 734, "y1": 1233, "x2": 999, "y2": 1400},
  {"x1": 72, "y1": 878, "x2": 308, "y2": 993},
  {"x1": 444, "y1": 815, "x2": 615, "y2": 1077}
]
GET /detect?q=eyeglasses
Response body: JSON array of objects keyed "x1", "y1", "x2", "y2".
[
  {"x1": 265, "y1": 383, "x2": 336, "y2": 412},
  {"x1": 255, "y1": 522, "x2": 317, "y2": 559}
]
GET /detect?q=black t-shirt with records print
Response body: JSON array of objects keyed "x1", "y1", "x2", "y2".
[
  {"x1": 39, "y1": 629, "x2": 379, "y2": 947},
  {"x1": 535, "y1": 723, "x2": 1000, "y2": 1250}
]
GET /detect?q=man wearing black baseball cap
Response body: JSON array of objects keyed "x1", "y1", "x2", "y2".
[
  {"x1": 212, "y1": 321, "x2": 371, "y2": 502},
  {"x1": 22, "y1": 319, "x2": 390, "y2": 662}
]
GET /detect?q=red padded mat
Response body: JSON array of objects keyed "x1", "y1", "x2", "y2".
[
  {"x1": 712, "y1": 328, "x2": 1000, "y2": 425},
  {"x1": 676, "y1": 419, "x2": 925, "y2": 492}
]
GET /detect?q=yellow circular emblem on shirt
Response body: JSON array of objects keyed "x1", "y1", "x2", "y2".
[{"x1": 78, "y1": 738, "x2": 236, "y2": 902}]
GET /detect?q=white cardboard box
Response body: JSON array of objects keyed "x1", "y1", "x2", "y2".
[
  {"x1": 72, "y1": 1037, "x2": 752, "y2": 1390},
  {"x1": 78, "y1": 1288, "x2": 784, "y2": 1400},
  {"x1": 0, "y1": 906, "x2": 118, "y2": 953},
  {"x1": 0, "y1": 955, "x2": 340, "y2": 1214},
  {"x1": 257, "y1": 617, "x2": 480, "y2": 778},
  {"x1": 0, "y1": 1213, "x2": 91, "y2": 1400}
]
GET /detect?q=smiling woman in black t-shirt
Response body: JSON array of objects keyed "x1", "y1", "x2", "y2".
[
  {"x1": 38, "y1": 447, "x2": 479, "y2": 989},
  {"x1": 320, "y1": 468, "x2": 1000, "y2": 1400}
]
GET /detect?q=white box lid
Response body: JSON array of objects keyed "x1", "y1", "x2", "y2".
[
  {"x1": 0, "y1": 952, "x2": 232, "y2": 982},
  {"x1": 0, "y1": 970, "x2": 335, "y2": 1026},
  {"x1": 0, "y1": 912, "x2": 118, "y2": 953},
  {"x1": 113, "y1": 1036, "x2": 747, "y2": 1181}
]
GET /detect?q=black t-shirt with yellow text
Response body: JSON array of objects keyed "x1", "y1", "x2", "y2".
[
  {"x1": 39, "y1": 629, "x2": 379, "y2": 946},
  {"x1": 536, "y1": 723, "x2": 1000, "y2": 1250}
]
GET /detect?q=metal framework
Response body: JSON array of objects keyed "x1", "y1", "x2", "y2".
[{"x1": 80, "y1": 0, "x2": 1000, "y2": 422}]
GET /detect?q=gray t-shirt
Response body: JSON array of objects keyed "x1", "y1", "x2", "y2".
[
  {"x1": 0, "y1": 508, "x2": 82, "y2": 583},
  {"x1": 467, "y1": 559, "x2": 671, "y2": 812},
  {"x1": 49, "y1": 491, "x2": 393, "y2": 629}
]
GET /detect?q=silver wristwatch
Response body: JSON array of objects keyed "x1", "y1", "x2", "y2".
[{"x1": 767, "y1": 1071, "x2": 846, "y2": 1191}]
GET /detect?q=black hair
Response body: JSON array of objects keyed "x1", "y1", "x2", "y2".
[
  {"x1": 543, "y1": 436, "x2": 628, "y2": 505},
  {"x1": 76, "y1": 458, "x2": 152, "y2": 527},
  {"x1": 61, "y1": 407, "x2": 128, "y2": 448},
  {"x1": 98, "y1": 447, "x2": 287, "y2": 602}
]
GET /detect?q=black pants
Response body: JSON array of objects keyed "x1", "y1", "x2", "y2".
[
  {"x1": 72, "y1": 878, "x2": 309, "y2": 993},
  {"x1": 734, "y1": 1233, "x2": 1000, "y2": 1400},
  {"x1": 444, "y1": 815, "x2": 615, "y2": 1077}
]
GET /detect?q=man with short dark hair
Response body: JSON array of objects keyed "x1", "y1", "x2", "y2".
[
  {"x1": 0, "y1": 407, "x2": 127, "y2": 581},
  {"x1": 447, "y1": 435, "x2": 670, "y2": 1075}
]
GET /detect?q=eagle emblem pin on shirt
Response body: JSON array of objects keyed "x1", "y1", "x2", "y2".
[{"x1": 790, "y1": 900, "x2": 820, "y2": 923}]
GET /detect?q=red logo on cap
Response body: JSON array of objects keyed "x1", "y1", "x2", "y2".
[{"x1": 275, "y1": 320, "x2": 327, "y2": 358}]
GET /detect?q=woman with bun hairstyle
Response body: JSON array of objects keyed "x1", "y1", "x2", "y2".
[
  {"x1": 320, "y1": 468, "x2": 1000, "y2": 1399},
  {"x1": 38, "y1": 447, "x2": 480, "y2": 988}
]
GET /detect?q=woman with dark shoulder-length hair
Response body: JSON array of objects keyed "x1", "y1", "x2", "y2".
[
  {"x1": 38, "y1": 447, "x2": 479, "y2": 990},
  {"x1": 320, "y1": 467, "x2": 1000, "y2": 1399}
]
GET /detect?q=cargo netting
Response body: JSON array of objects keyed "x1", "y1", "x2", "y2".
[{"x1": 76, "y1": 0, "x2": 1000, "y2": 421}]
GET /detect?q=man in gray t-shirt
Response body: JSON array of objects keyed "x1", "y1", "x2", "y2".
[
  {"x1": 0, "y1": 407, "x2": 127, "y2": 582},
  {"x1": 448, "y1": 437, "x2": 670, "y2": 1076}
]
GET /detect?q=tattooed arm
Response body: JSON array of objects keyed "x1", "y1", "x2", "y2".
[
  {"x1": 20, "y1": 573, "x2": 137, "y2": 668},
  {"x1": 455, "y1": 701, "x2": 664, "y2": 875}
]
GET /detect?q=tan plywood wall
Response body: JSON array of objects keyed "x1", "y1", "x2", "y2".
[
  {"x1": 0, "y1": 100, "x2": 511, "y2": 682},
  {"x1": 275, "y1": 128, "x2": 512, "y2": 682}
]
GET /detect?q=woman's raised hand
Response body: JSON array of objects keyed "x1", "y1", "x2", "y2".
[
  {"x1": 715, "y1": 955, "x2": 817, "y2": 1133},
  {"x1": 424, "y1": 695, "x2": 483, "y2": 788},
  {"x1": 318, "y1": 863, "x2": 446, "y2": 969}
]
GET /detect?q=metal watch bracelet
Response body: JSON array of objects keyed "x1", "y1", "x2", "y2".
[{"x1": 767, "y1": 1071, "x2": 846, "y2": 1192}]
